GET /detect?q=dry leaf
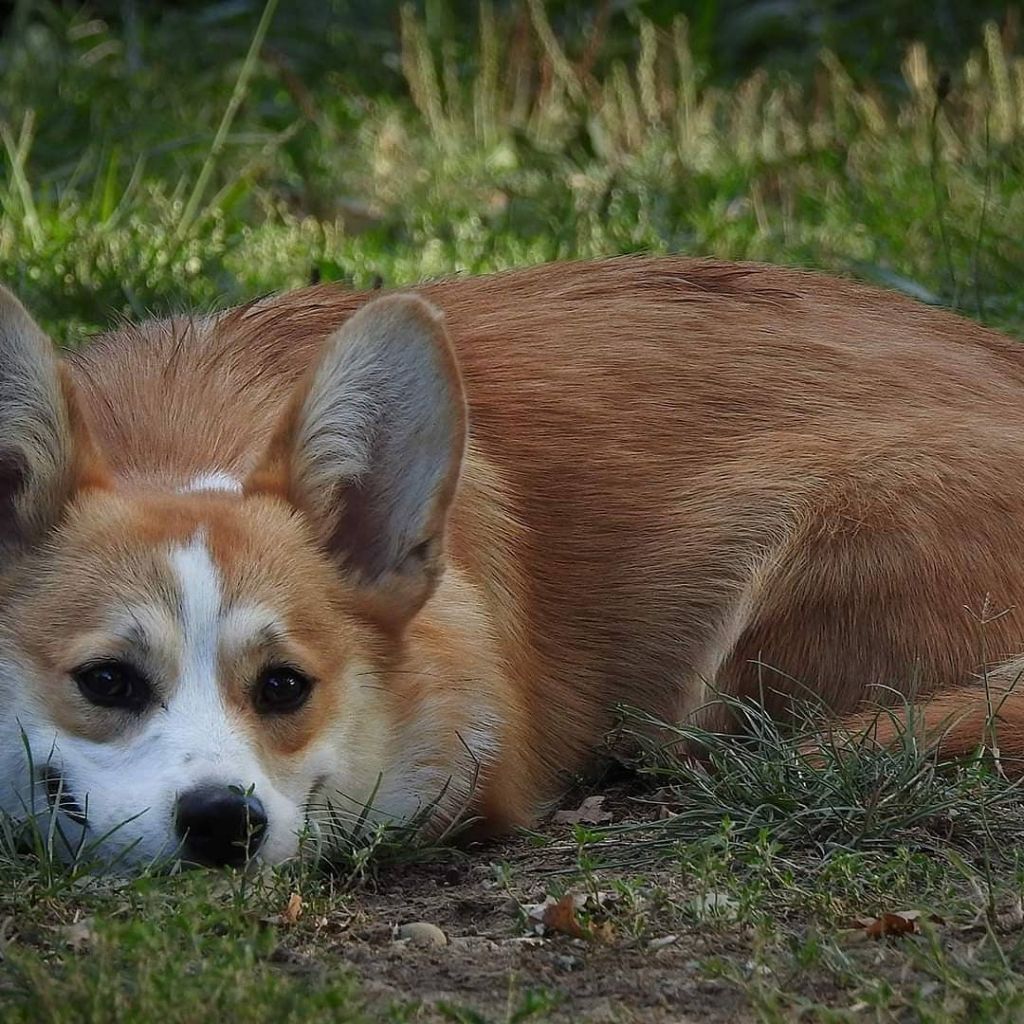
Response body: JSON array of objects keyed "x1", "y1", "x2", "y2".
[
  {"x1": 525, "y1": 894, "x2": 565, "y2": 933},
  {"x1": 539, "y1": 895, "x2": 588, "y2": 939},
  {"x1": 852, "y1": 910, "x2": 942, "y2": 939},
  {"x1": 552, "y1": 795, "x2": 614, "y2": 825},
  {"x1": 863, "y1": 913, "x2": 918, "y2": 939},
  {"x1": 261, "y1": 892, "x2": 304, "y2": 928},
  {"x1": 524, "y1": 893, "x2": 615, "y2": 942},
  {"x1": 282, "y1": 893, "x2": 303, "y2": 926}
]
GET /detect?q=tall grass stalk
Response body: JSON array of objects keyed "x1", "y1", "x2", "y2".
[{"x1": 175, "y1": 0, "x2": 280, "y2": 240}]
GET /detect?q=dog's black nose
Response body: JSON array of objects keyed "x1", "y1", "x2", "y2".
[{"x1": 174, "y1": 785, "x2": 268, "y2": 867}]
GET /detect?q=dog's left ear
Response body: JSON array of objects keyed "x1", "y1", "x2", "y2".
[
  {"x1": 247, "y1": 294, "x2": 467, "y2": 628},
  {"x1": 0, "y1": 285, "x2": 108, "y2": 559}
]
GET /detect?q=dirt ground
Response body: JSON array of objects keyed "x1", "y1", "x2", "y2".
[
  {"x1": 279, "y1": 839, "x2": 756, "y2": 1022},
  {"x1": 267, "y1": 783, "x2": 801, "y2": 1022},
  {"x1": 258, "y1": 772, "x2": 1024, "y2": 1023}
]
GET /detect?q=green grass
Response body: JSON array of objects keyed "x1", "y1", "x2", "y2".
[
  {"x1": 2, "y1": 3, "x2": 1024, "y2": 342},
  {"x1": 3, "y1": 2, "x2": 1024, "y2": 1020},
  {"x1": 612, "y1": 695, "x2": 1024, "y2": 857},
  {"x1": 0, "y1": 864, "x2": 378, "y2": 1024}
]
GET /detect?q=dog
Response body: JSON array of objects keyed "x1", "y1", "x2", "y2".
[{"x1": 2, "y1": 255, "x2": 1024, "y2": 869}]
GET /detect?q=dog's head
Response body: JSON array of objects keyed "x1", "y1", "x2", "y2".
[{"x1": 0, "y1": 285, "x2": 470, "y2": 870}]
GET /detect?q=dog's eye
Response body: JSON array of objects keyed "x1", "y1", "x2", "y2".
[
  {"x1": 73, "y1": 661, "x2": 151, "y2": 711},
  {"x1": 254, "y1": 666, "x2": 313, "y2": 715}
]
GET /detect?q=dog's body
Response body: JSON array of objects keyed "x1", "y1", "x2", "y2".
[{"x1": 2, "y1": 256, "x2": 1024, "y2": 867}]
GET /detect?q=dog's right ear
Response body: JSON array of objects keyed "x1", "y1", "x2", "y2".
[
  {"x1": 246, "y1": 294, "x2": 468, "y2": 630},
  {"x1": 0, "y1": 285, "x2": 107, "y2": 555}
]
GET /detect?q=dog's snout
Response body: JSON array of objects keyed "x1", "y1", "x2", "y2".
[{"x1": 174, "y1": 785, "x2": 268, "y2": 867}]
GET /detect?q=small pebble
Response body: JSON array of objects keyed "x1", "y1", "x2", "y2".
[{"x1": 396, "y1": 921, "x2": 448, "y2": 948}]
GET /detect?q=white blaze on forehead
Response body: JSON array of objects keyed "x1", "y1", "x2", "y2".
[
  {"x1": 179, "y1": 472, "x2": 242, "y2": 494},
  {"x1": 167, "y1": 540, "x2": 286, "y2": 671},
  {"x1": 169, "y1": 534, "x2": 224, "y2": 700}
]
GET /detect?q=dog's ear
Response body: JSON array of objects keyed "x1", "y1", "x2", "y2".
[
  {"x1": 0, "y1": 285, "x2": 108, "y2": 557},
  {"x1": 247, "y1": 294, "x2": 468, "y2": 628}
]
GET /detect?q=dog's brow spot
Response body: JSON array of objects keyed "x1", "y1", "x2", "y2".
[
  {"x1": 179, "y1": 472, "x2": 242, "y2": 494},
  {"x1": 220, "y1": 605, "x2": 285, "y2": 654}
]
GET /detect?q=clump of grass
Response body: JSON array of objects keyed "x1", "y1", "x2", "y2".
[
  {"x1": 304, "y1": 765, "x2": 484, "y2": 888},
  {"x1": 609, "y1": 694, "x2": 1024, "y2": 862},
  {"x1": 721, "y1": 923, "x2": 1024, "y2": 1023},
  {"x1": 306, "y1": 808, "x2": 466, "y2": 890}
]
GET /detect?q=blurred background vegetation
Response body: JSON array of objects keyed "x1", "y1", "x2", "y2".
[{"x1": 0, "y1": 0, "x2": 1022, "y2": 341}]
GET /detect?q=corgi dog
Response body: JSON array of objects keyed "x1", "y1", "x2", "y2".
[{"x1": 2, "y1": 256, "x2": 1024, "y2": 869}]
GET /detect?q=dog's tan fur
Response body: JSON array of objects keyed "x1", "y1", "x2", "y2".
[{"x1": 4, "y1": 256, "x2": 1024, "y2": 851}]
